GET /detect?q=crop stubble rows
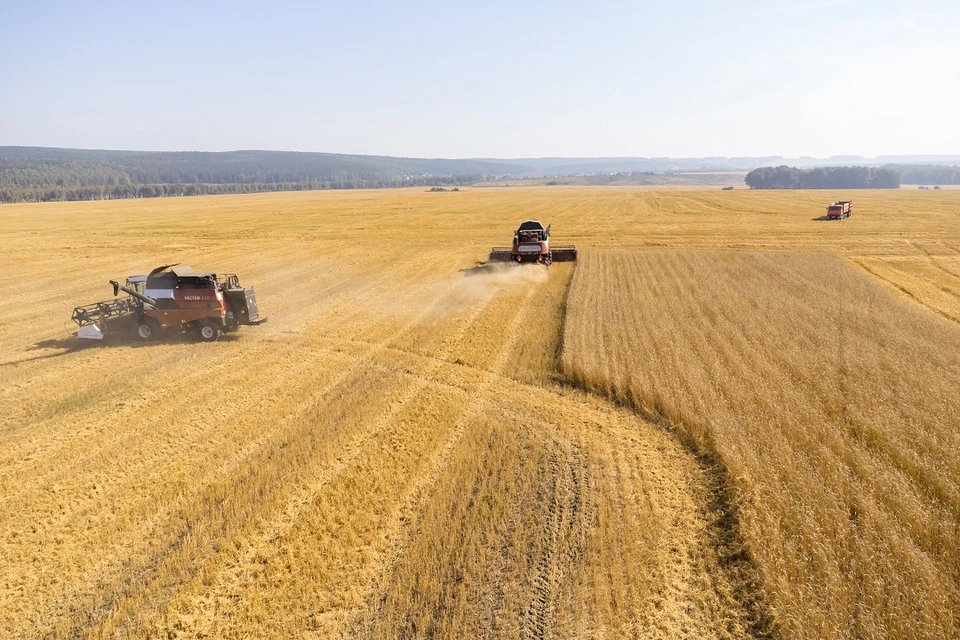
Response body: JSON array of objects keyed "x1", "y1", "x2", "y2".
[
  {"x1": 2, "y1": 187, "x2": 959, "y2": 638},
  {"x1": 0, "y1": 193, "x2": 754, "y2": 639}
]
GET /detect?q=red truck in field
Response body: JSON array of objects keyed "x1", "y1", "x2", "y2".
[{"x1": 826, "y1": 201, "x2": 852, "y2": 219}]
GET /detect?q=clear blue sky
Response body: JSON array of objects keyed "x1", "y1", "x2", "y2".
[{"x1": 2, "y1": 0, "x2": 958, "y2": 158}]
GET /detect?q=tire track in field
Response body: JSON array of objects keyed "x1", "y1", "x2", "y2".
[
  {"x1": 520, "y1": 441, "x2": 586, "y2": 640},
  {"x1": 911, "y1": 241, "x2": 960, "y2": 280},
  {"x1": 350, "y1": 265, "x2": 750, "y2": 638},
  {"x1": 354, "y1": 284, "x2": 542, "y2": 636},
  {"x1": 852, "y1": 258, "x2": 960, "y2": 324},
  {"x1": 498, "y1": 385, "x2": 764, "y2": 639},
  {"x1": 161, "y1": 282, "x2": 503, "y2": 637}
]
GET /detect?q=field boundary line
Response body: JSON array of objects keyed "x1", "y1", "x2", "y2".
[
  {"x1": 851, "y1": 258, "x2": 959, "y2": 324},
  {"x1": 555, "y1": 374, "x2": 776, "y2": 638}
]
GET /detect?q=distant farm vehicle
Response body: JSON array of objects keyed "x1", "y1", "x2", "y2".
[
  {"x1": 722, "y1": 186, "x2": 735, "y2": 191},
  {"x1": 488, "y1": 220, "x2": 578, "y2": 266},
  {"x1": 72, "y1": 264, "x2": 266, "y2": 341},
  {"x1": 826, "y1": 201, "x2": 852, "y2": 220}
]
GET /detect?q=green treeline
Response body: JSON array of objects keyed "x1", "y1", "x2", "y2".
[
  {"x1": 0, "y1": 178, "x2": 484, "y2": 204},
  {"x1": 745, "y1": 165, "x2": 901, "y2": 189},
  {"x1": 745, "y1": 164, "x2": 960, "y2": 189},
  {"x1": 895, "y1": 164, "x2": 960, "y2": 185},
  {"x1": 4, "y1": 147, "x2": 959, "y2": 202},
  {"x1": 0, "y1": 147, "x2": 524, "y2": 203}
]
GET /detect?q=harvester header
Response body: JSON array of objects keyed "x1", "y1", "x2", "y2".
[{"x1": 488, "y1": 219, "x2": 578, "y2": 266}]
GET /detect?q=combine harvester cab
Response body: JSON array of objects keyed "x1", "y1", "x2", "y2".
[
  {"x1": 72, "y1": 264, "x2": 266, "y2": 342},
  {"x1": 826, "y1": 200, "x2": 853, "y2": 219},
  {"x1": 488, "y1": 220, "x2": 578, "y2": 266}
]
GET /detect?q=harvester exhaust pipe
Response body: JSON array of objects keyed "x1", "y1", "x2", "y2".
[{"x1": 110, "y1": 280, "x2": 158, "y2": 308}]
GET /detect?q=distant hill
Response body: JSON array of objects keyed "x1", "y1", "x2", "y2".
[
  {"x1": 495, "y1": 155, "x2": 960, "y2": 175},
  {"x1": 0, "y1": 147, "x2": 532, "y2": 202},
  {"x1": 2, "y1": 147, "x2": 959, "y2": 203}
]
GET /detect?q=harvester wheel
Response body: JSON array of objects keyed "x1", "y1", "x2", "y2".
[
  {"x1": 137, "y1": 317, "x2": 160, "y2": 340},
  {"x1": 197, "y1": 320, "x2": 222, "y2": 342}
]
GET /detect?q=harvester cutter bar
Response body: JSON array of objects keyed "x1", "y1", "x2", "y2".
[
  {"x1": 550, "y1": 247, "x2": 579, "y2": 262},
  {"x1": 488, "y1": 247, "x2": 514, "y2": 262},
  {"x1": 71, "y1": 298, "x2": 133, "y2": 327}
]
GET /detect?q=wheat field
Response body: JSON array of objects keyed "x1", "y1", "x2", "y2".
[
  {"x1": 1, "y1": 187, "x2": 959, "y2": 638},
  {"x1": 562, "y1": 250, "x2": 960, "y2": 639}
]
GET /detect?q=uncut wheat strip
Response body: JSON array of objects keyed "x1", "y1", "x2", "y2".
[
  {"x1": 686, "y1": 255, "x2": 960, "y2": 521},
  {"x1": 608, "y1": 252, "x2": 936, "y2": 472},
  {"x1": 564, "y1": 250, "x2": 960, "y2": 640},
  {"x1": 632, "y1": 252, "x2": 952, "y2": 524},
  {"x1": 600, "y1": 252, "x2": 856, "y2": 632}
]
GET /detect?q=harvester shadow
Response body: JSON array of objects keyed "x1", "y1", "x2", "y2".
[
  {"x1": 1, "y1": 338, "x2": 100, "y2": 367},
  {"x1": 4, "y1": 333, "x2": 242, "y2": 368},
  {"x1": 811, "y1": 216, "x2": 835, "y2": 221}
]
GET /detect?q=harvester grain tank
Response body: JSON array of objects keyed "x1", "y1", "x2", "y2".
[
  {"x1": 826, "y1": 201, "x2": 852, "y2": 219},
  {"x1": 488, "y1": 220, "x2": 578, "y2": 265},
  {"x1": 72, "y1": 264, "x2": 266, "y2": 341}
]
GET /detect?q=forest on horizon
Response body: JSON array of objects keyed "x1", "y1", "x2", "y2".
[{"x1": 2, "y1": 147, "x2": 959, "y2": 202}]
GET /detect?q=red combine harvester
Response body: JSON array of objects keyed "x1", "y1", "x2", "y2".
[
  {"x1": 826, "y1": 201, "x2": 853, "y2": 219},
  {"x1": 71, "y1": 264, "x2": 266, "y2": 341},
  {"x1": 488, "y1": 220, "x2": 578, "y2": 266}
]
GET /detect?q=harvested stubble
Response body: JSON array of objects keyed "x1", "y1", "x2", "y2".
[
  {"x1": 3, "y1": 186, "x2": 960, "y2": 638},
  {"x1": 563, "y1": 249, "x2": 960, "y2": 640},
  {"x1": 0, "y1": 192, "x2": 755, "y2": 639}
]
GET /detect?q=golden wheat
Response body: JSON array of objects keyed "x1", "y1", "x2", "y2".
[
  {"x1": 563, "y1": 249, "x2": 960, "y2": 639},
  {"x1": 1, "y1": 186, "x2": 959, "y2": 638}
]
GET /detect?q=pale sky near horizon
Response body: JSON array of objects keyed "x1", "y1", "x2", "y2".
[{"x1": 2, "y1": 0, "x2": 958, "y2": 158}]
